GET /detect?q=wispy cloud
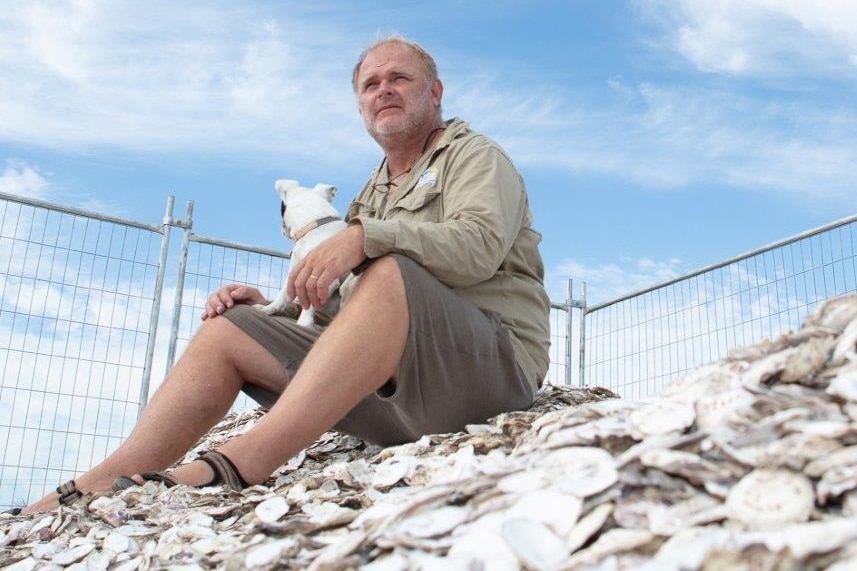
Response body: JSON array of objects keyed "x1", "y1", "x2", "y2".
[
  {"x1": 0, "y1": 161, "x2": 51, "y2": 199},
  {"x1": 2, "y1": 1, "x2": 857, "y2": 205},
  {"x1": 459, "y1": 76, "x2": 857, "y2": 203},
  {"x1": 546, "y1": 256, "x2": 687, "y2": 304},
  {"x1": 0, "y1": 1, "x2": 372, "y2": 167},
  {"x1": 635, "y1": 0, "x2": 857, "y2": 77}
]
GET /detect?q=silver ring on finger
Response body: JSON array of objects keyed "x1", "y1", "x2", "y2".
[{"x1": 308, "y1": 275, "x2": 319, "y2": 281}]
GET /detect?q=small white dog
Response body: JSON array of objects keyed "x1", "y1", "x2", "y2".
[{"x1": 255, "y1": 179, "x2": 347, "y2": 327}]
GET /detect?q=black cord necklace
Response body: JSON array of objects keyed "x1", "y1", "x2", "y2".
[{"x1": 380, "y1": 125, "x2": 446, "y2": 189}]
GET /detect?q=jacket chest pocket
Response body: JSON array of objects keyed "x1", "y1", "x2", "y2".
[{"x1": 388, "y1": 187, "x2": 442, "y2": 222}]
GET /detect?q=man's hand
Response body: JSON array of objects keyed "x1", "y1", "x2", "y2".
[
  {"x1": 288, "y1": 224, "x2": 367, "y2": 311},
  {"x1": 201, "y1": 284, "x2": 267, "y2": 321}
]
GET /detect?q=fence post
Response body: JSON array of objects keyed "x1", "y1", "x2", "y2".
[
  {"x1": 165, "y1": 200, "x2": 195, "y2": 373},
  {"x1": 138, "y1": 196, "x2": 175, "y2": 419},
  {"x1": 564, "y1": 280, "x2": 574, "y2": 387},
  {"x1": 578, "y1": 281, "x2": 587, "y2": 387}
]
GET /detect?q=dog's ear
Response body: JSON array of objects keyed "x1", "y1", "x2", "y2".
[
  {"x1": 312, "y1": 184, "x2": 337, "y2": 203},
  {"x1": 274, "y1": 179, "x2": 300, "y2": 201}
]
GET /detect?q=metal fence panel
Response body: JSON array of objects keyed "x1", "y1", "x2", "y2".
[
  {"x1": 582, "y1": 216, "x2": 857, "y2": 399},
  {"x1": 4, "y1": 186, "x2": 854, "y2": 510},
  {"x1": 0, "y1": 193, "x2": 167, "y2": 509},
  {"x1": 547, "y1": 304, "x2": 570, "y2": 386},
  {"x1": 161, "y1": 234, "x2": 292, "y2": 412}
]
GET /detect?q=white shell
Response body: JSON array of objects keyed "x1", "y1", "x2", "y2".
[
  {"x1": 447, "y1": 530, "x2": 519, "y2": 571},
  {"x1": 844, "y1": 491, "x2": 857, "y2": 516},
  {"x1": 254, "y1": 496, "x2": 290, "y2": 523},
  {"x1": 301, "y1": 501, "x2": 357, "y2": 527},
  {"x1": 5, "y1": 296, "x2": 857, "y2": 570},
  {"x1": 807, "y1": 294, "x2": 857, "y2": 332},
  {"x1": 243, "y1": 538, "x2": 297, "y2": 568},
  {"x1": 804, "y1": 445, "x2": 857, "y2": 477},
  {"x1": 639, "y1": 448, "x2": 732, "y2": 484},
  {"x1": 396, "y1": 505, "x2": 470, "y2": 539},
  {"x1": 538, "y1": 446, "x2": 618, "y2": 497},
  {"x1": 307, "y1": 530, "x2": 366, "y2": 570},
  {"x1": 506, "y1": 490, "x2": 582, "y2": 537},
  {"x1": 103, "y1": 531, "x2": 133, "y2": 553},
  {"x1": 694, "y1": 387, "x2": 755, "y2": 431},
  {"x1": 726, "y1": 469, "x2": 814, "y2": 529},
  {"x1": 566, "y1": 504, "x2": 613, "y2": 553},
  {"x1": 500, "y1": 518, "x2": 568, "y2": 571},
  {"x1": 51, "y1": 543, "x2": 96, "y2": 566},
  {"x1": 628, "y1": 400, "x2": 695, "y2": 439},
  {"x1": 832, "y1": 319, "x2": 857, "y2": 364},
  {"x1": 647, "y1": 494, "x2": 727, "y2": 535},
  {"x1": 827, "y1": 368, "x2": 857, "y2": 401},
  {"x1": 359, "y1": 553, "x2": 410, "y2": 571},
  {"x1": 4, "y1": 558, "x2": 38, "y2": 571},
  {"x1": 562, "y1": 528, "x2": 654, "y2": 569},
  {"x1": 372, "y1": 457, "x2": 414, "y2": 489}
]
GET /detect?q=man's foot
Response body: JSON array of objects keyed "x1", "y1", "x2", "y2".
[
  {"x1": 114, "y1": 451, "x2": 249, "y2": 492},
  {"x1": 21, "y1": 474, "x2": 116, "y2": 515}
]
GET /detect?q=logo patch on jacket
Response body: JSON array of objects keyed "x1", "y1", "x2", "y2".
[{"x1": 416, "y1": 167, "x2": 438, "y2": 189}]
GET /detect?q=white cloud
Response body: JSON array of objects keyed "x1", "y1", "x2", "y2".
[
  {"x1": 636, "y1": 0, "x2": 857, "y2": 76},
  {"x1": 1, "y1": 0, "x2": 857, "y2": 206},
  {"x1": 0, "y1": 161, "x2": 51, "y2": 199},
  {"x1": 546, "y1": 256, "x2": 687, "y2": 305},
  {"x1": 0, "y1": 1, "x2": 372, "y2": 168},
  {"x1": 455, "y1": 76, "x2": 857, "y2": 203}
]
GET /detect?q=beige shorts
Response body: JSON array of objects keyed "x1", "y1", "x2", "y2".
[{"x1": 223, "y1": 254, "x2": 533, "y2": 446}]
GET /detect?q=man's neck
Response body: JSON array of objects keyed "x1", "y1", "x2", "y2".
[{"x1": 380, "y1": 120, "x2": 446, "y2": 177}]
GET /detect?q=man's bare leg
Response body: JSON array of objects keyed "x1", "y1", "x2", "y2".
[
  {"x1": 23, "y1": 255, "x2": 408, "y2": 511},
  {"x1": 172, "y1": 255, "x2": 410, "y2": 484},
  {"x1": 22, "y1": 317, "x2": 288, "y2": 514}
]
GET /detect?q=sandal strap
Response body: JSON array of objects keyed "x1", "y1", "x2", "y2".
[
  {"x1": 112, "y1": 471, "x2": 179, "y2": 492},
  {"x1": 198, "y1": 451, "x2": 249, "y2": 491},
  {"x1": 56, "y1": 480, "x2": 82, "y2": 506},
  {"x1": 139, "y1": 471, "x2": 179, "y2": 487}
]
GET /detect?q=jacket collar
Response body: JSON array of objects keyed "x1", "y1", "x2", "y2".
[{"x1": 371, "y1": 118, "x2": 468, "y2": 208}]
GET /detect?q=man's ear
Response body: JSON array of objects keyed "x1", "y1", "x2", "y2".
[
  {"x1": 431, "y1": 78, "x2": 443, "y2": 109},
  {"x1": 313, "y1": 184, "x2": 337, "y2": 203}
]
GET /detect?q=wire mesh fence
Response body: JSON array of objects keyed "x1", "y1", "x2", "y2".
[
  {"x1": 3, "y1": 187, "x2": 855, "y2": 510},
  {"x1": 581, "y1": 215, "x2": 857, "y2": 399},
  {"x1": 0, "y1": 192, "x2": 167, "y2": 509},
  {"x1": 162, "y1": 234, "x2": 291, "y2": 412},
  {"x1": 546, "y1": 304, "x2": 570, "y2": 386}
]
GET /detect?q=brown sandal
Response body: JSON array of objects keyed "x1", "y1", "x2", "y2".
[
  {"x1": 112, "y1": 451, "x2": 249, "y2": 492},
  {"x1": 57, "y1": 480, "x2": 83, "y2": 506}
]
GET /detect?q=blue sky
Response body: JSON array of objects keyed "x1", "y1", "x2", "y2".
[{"x1": 2, "y1": 0, "x2": 857, "y2": 304}]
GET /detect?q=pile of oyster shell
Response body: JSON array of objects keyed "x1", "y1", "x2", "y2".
[{"x1": 3, "y1": 293, "x2": 857, "y2": 570}]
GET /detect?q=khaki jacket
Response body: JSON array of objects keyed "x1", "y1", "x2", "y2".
[{"x1": 341, "y1": 118, "x2": 550, "y2": 393}]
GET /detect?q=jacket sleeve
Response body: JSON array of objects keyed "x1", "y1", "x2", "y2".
[{"x1": 351, "y1": 143, "x2": 525, "y2": 288}]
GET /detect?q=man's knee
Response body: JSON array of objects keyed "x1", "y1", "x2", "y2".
[
  {"x1": 363, "y1": 254, "x2": 402, "y2": 276},
  {"x1": 360, "y1": 255, "x2": 405, "y2": 286},
  {"x1": 189, "y1": 311, "x2": 252, "y2": 362}
]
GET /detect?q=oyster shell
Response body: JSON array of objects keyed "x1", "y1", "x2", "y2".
[{"x1": 3, "y1": 295, "x2": 857, "y2": 569}]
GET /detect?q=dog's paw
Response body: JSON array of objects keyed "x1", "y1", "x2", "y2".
[
  {"x1": 254, "y1": 303, "x2": 279, "y2": 315},
  {"x1": 296, "y1": 311, "x2": 315, "y2": 328}
]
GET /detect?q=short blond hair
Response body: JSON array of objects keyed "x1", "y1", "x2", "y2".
[{"x1": 352, "y1": 35, "x2": 439, "y2": 92}]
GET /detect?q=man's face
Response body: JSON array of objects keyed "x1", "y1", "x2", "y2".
[{"x1": 356, "y1": 43, "x2": 442, "y2": 140}]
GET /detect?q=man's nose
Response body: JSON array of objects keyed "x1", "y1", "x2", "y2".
[{"x1": 377, "y1": 79, "x2": 395, "y2": 95}]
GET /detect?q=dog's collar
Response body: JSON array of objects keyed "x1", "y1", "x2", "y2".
[{"x1": 287, "y1": 216, "x2": 342, "y2": 242}]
